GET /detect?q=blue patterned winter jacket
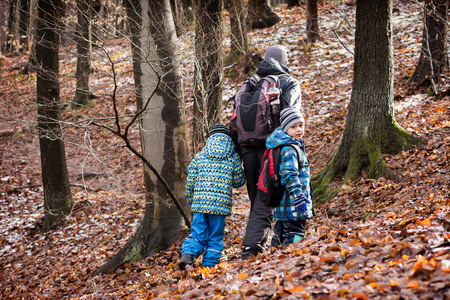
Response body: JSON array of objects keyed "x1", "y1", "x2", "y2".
[
  {"x1": 266, "y1": 127, "x2": 314, "y2": 221},
  {"x1": 186, "y1": 133, "x2": 245, "y2": 216}
]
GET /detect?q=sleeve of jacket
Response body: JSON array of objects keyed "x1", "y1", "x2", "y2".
[
  {"x1": 231, "y1": 152, "x2": 246, "y2": 188},
  {"x1": 280, "y1": 146, "x2": 306, "y2": 203},
  {"x1": 280, "y1": 77, "x2": 302, "y2": 111},
  {"x1": 185, "y1": 155, "x2": 199, "y2": 204}
]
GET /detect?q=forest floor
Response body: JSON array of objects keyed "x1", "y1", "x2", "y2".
[{"x1": 1, "y1": 1, "x2": 449, "y2": 299}]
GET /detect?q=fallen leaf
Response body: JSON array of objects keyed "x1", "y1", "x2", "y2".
[
  {"x1": 237, "y1": 272, "x2": 249, "y2": 280},
  {"x1": 406, "y1": 280, "x2": 420, "y2": 289}
]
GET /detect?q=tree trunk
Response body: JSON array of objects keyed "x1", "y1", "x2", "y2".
[
  {"x1": 72, "y1": 0, "x2": 93, "y2": 108},
  {"x1": 408, "y1": 0, "x2": 448, "y2": 92},
  {"x1": 21, "y1": 28, "x2": 37, "y2": 74},
  {"x1": 247, "y1": 0, "x2": 281, "y2": 29},
  {"x1": 229, "y1": 0, "x2": 249, "y2": 60},
  {"x1": 170, "y1": 0, "x2": 194, "y2": 36},
  {"x1": 94, "y1": 0, "x2": 191, "y2": 275},
  {"x1": 20, "y1": 0, "x2": 37, "y2": 74},
  {"x1": 192, "y1": 0, "x2": 224, "y2": 153},
  {"x1": 287, "y1": 0, "x2": 302, "y2": 8},
  {"x1": 312, "y1": 0, "x2": 423, "y2": 203},
  {"x1": 18, "y1": 0, "x2": 29, "y2": 52},
  {"x1": 306, "y1": 0, "x2": 319, "y2": 43},
  {"x1": 7, "y1": 0, "x2": 17, "y2": 53},
  {"x1": 35, "y1": 0, "x2": 73, "y2": 231}
]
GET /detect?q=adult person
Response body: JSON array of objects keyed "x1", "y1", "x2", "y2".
[{"x1": 240, "y1": 45, "x2": 302, "y2": 259}]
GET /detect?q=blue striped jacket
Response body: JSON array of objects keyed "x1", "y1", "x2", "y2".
[
  {"x1": 186, "y1": 133, "x2": 245, "y2": 215},
  {"x1": 266, "y1": 127, "x2": 314, "y2": 220}
]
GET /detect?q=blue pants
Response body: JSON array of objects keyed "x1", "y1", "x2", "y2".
[{"x1": 181, "y1": 212, "x2": 226, "y2": 267}]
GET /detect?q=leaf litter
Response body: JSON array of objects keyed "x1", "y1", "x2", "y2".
[{"x1": 0, "y1": 0, "x2": 449, "y2": 299}]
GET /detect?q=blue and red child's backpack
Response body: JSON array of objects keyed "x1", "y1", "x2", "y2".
[{"x1": 257, "y1": 144, "x2": 304, "y2": 207}]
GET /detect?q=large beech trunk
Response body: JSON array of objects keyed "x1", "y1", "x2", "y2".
[{"x1": 95, "y1": 0, "x2": 191, "y2": 275}]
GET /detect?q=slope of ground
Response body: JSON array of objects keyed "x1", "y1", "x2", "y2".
[{"x1": 0, "y1": 1, "x2": 449, "y2": 299}]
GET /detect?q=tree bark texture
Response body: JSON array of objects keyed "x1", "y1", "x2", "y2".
[
  {"x1": 408, "y1": 0, "x2": 448, "y2": 89},
  {"x1": 192, "y1": 0, "x2": 224, "y2": 152},
  {"x1": 72, "y1": 0, "x2": 93, "y2": 108},
  {"x1": 312, "y1": 0, "x2": 423, "y2": 203},
  {"x1": 36, "y1": 0, "x2": 73, "y2": 231},
  {"x1": 95, "y1": 0, "x2": 191, "y2": 275},
  {"x1": 306, "y1": 0, "x2": 319, "y2": 43},
  {"x1": 247, "y1": 0, "x2": 281, "y2": 29}
]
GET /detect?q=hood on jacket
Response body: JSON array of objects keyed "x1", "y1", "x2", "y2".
[
  {"x1": 255, "y1": 58, "x2": 301, "y2": 113},
  {"x1": 205, "y1": 133, "x2": 234, "y2": 160},
  {"x1": 266, "y1": 127, "x2": 301, "y2": 150},
  {"x1": 256, "y1": 58, "x2": 290, "y2": 77}
]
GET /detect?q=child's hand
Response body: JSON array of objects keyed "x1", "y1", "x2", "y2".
[{"x1": 294, "y1": 200, "x2": 308, "y2": 214}]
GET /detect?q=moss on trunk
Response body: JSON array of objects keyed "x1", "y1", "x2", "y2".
[{"x1": 312, "y1": 123, "x2": 424, "y2": 205}]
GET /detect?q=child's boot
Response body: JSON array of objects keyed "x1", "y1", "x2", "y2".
[{"x1": 179, "y1": 254, "x2": 195, "y2": 270}]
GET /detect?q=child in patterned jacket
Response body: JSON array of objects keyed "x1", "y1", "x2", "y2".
[
  {"x1": 266, "y1": 108, "x2": 314, "y2": 248},
  {"x1": 179, "y1": 123, "x2": 245, "y2": 270}
]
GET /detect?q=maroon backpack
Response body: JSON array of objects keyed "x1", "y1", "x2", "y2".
[{"x1": 228, "y1": 74, "x2": 284, "y2": 148}]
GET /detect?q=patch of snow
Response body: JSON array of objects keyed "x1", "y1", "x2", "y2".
[{"x1": 395, "y1": 94, "x2": 426, "y2": 111}]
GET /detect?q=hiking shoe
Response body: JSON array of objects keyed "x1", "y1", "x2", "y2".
[
  {"x1": 179, "y1": 254, "x2": 195, "y2": 270},
  {"x1": 241, "y1": 247, "x2": 260, "y2": 260},
  {"x1": 281, "y1": 234, "x2": 305, "y2": 246}
]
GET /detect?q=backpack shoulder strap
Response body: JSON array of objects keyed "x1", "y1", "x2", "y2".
[
  {"x1": 265, "y1": 74, "x2": 279, "y2": 82},
  {"x1": 249, "y1": 74, "x2": 261, "y2": 86},
  {"x1": 287, "y1": 144, "x2": 305, "y2": 166},
  {"x1": 225, "y1": 95, "x2": 235, "y2": 109}
]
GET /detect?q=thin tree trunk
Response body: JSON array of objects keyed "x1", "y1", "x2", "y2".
[
  {"x1": 229, "y1": 0, "x2": 248, "y2": 59},
  {"x1": 408, "y1": 0, "x2": 448, "y2": 91},
  {"x1": 170, "y1": 0, "x2": 193, "y2": 36},
  {"x1": 192, "y1": 0, "x2": 224, "y2": 152},
  {"x1": 20, "y1": 0, "x2": 37, "y2": 74},
  {"x1": 35, "y1": 0, "x2": 73, "y2": 231},
  {"x1": 7, "y1": 0, "x2": 17, "y2": 53},
  {"x1": 306, "y1": 0, "x2": 319, "y2": 43},
  {"x1": 72, "y1": 0, "x2": 93, "y2": 108},
  {"x1": 19, "y1": 0, "x2": 29, "y2": 52}
]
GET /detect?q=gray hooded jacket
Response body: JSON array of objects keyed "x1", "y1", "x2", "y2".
[{"x1": 256, "y1": 57, "x2": 302, "y2": 111}]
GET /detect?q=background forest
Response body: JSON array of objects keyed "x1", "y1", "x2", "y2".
[{"x1": 1, "y1": 0, "x2": 449, "y2": 299}]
